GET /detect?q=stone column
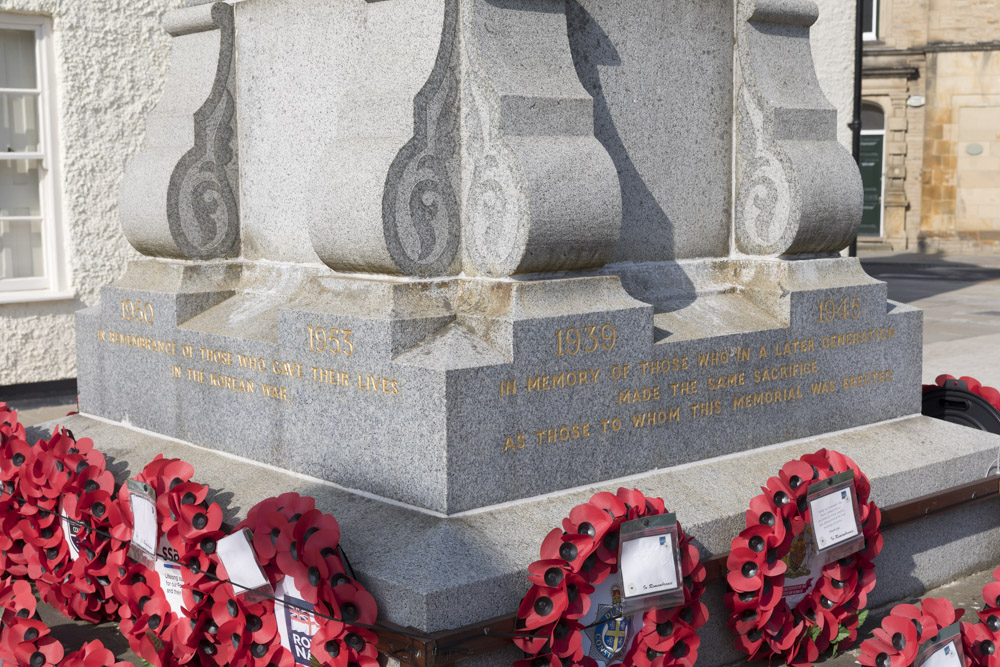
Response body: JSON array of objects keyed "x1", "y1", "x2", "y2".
[
  {"x1": 734, "y1": 0, "x2": 862, "y2": 256},
  {"x1": 120, "y1": 3, "x2": 239, "y2": 260},
  {"x1": 309, "y1": 0, "x2": 622, "y2": 278}
]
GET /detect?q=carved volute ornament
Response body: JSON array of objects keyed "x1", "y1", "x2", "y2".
[
  {"x1": 734, "y1": 0, "x2": 862, "y2": 256},
  {"x1": 120, "y1": 3, "x2": 240, "y2": 261}
]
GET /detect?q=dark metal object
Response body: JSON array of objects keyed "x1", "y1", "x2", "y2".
[
  {"x1": 376, "y1": 474, "x2": 1000, "y2": 666},
  {"x1": 922, "y1": 380, "x2": 1000, "y2": 435},
  {"x1": 848, "y1": 0, "x2": 864, "y2": 257}
]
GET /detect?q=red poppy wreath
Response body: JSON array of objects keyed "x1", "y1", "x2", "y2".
[
  {"x1": 178, "y1": 492, "x2": 382, "y2": 667},
  {"x1": 513, "y1": 488, "x2": 707, "y2": 667},
  {"x1": 725, "y1": 449, "x2": 882, "y2": 667},
  {"x1": 0, "y1": 577, "x2": 132, "y2": 667},
  {"x1": 110, "y1": 456, "x2": 225, "y2": 666},
  {"x1": 858, "y1": 598, "x2": 966, "y2": 667}
]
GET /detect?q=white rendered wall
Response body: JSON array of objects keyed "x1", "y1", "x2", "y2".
[
  {"x1": 812, "y1": 0, "x2": 858, "y2": 152},
  {"x1": 0, "y1": 0, "x2": 184, "y2": 385}
]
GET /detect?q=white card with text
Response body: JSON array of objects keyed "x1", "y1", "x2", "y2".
[
  {"x1": 129, "y1": 487, "x2": 158, "y2": 559},
  {"x1": 620, "y1": 533, "x2": 679, "y2": 598},
  {"x1": 810, "y1": 486, "x2": 860, "y2": 551},
  {"x1": 217, "y1": 528, "x2": 271, "y2": 596}
]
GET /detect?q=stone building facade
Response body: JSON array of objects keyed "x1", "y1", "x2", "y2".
[{"x1": 861, "y1": 0, "x2": 1000, "y2": 252}]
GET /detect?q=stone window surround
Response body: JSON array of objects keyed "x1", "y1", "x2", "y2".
[{"x1": 0, "y1": 13, "x2": 72, "y2": 305}]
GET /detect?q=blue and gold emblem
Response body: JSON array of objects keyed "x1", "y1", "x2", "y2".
[{"x1": 587, "y1": 585, "x2": 633, "y2": 663}]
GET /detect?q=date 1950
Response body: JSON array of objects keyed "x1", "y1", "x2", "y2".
[
  {"x1": 121, "y1": 299, "x2": 154, "y2": 325},
  {"x1": 818, "y1": 296, "x2": 861, "y2": 323},
  {"x1": 556, "y1": 324, "x2": 616, "y2": 356}
]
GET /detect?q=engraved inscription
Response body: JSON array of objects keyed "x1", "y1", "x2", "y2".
[
  {"x1": 307, "y1": 326, "x2": 355, "y2": 357},
  {"x1": 818, "y1": 296, "x2": 861, "y2": 324},
  {"x1": 121, "y1": 300, "x2": 154, "y2": 326},
  {"x1": 556, "y1": 324, "x2": 616, "y2": 357}
]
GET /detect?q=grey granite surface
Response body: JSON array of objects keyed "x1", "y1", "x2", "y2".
[
  {"x1": 30, "y1": 414, "x2": 1000, "y2": 666},
  {"x1": 77, "y1": 256, "x2": 921, "y2": 514}
]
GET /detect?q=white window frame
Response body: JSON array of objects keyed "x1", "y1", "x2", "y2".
[
  {"x1": 0, "y1": 14, "x2": 72, "y2": 304},
  {"x1": 863, "y1": 0, "x2": 879, "y2": 41}
]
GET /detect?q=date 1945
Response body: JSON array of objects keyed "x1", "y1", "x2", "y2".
[{"x1": 818, "y1": 296, "x2": 861, "y2": 323}]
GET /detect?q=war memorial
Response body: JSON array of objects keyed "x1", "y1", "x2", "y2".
[{"x1": 21, "y1": 0, "x2": 1000, "y2": 665}]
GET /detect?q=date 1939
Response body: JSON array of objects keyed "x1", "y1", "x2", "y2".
[{"x1": 556, "y1": 324, "x2": 616, "y2": 356}]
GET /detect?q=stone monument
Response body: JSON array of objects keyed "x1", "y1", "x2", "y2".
[{"x1": 58, "y1": 0, "x2": 1000, "y2": 665}]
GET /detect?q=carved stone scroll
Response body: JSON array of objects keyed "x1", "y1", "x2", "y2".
[
  {"x1": 312, "y1": 0, "x2": 621, "y2": 279},
  {"x1": 120, "y1": 3, "x2": 239, "y2": 260},
  {"x1": 734, "y1": 0, "x2": 862, "y2": 256}
]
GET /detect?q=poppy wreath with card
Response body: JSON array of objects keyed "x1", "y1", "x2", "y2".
[
  {"x1": 110, "y1": 456, "x2": 225, "y2": 666},
  {"x1": 858, "y1": 598, "x2": 969, "y2": 667},
  {"x1": 0, "y1": 576, "x2": 133, "y2": 667},
  {"x1": 512, "y1": 488, "x2": 707, "y2": 667},
  {"x1": 180, "y1": 492, "x2": 380, "y2": 667},
  {"x1": 22, "y1": 426, "x2": 122, "y2": 623},
  {"x1": 725, "y1": 449, "x2": 883, "y2": 667}
]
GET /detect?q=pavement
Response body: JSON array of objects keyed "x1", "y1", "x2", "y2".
[{"x1": 4, "y1": 249, "x2": 1000, "y2": 665}]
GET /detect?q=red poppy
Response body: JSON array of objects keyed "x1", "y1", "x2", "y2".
[
  {"x1": 890, "y1": 603, "x2": 939, "y2": 643},
  {"x1": 8, "y1": 619, "x2": 65, "y2": 667},
  {"x1": 964, "y1": 622, "x2": 1000, "y2": 667},
  {"x1": 862, "y1": 614, "x2": 918, "y2": 667},
  {"x1": 921, "y1": 597, "x2": 965, "y2": 629},
  {"x1": 62, "y1": 639, "x2": 132, "y2": 667}
]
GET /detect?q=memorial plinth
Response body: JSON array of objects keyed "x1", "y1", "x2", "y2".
[{"x1": 66, "y1": 1, "x2": 1000, "y2": 665}]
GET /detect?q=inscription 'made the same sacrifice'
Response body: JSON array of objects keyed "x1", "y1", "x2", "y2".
[{"x1": 501, "y1": 294, "x2": 899, "y2": 453}]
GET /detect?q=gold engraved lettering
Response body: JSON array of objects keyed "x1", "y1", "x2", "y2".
[
  {"x1": 821, "y1": 327, "x2": 895, "y2": 349},
  {"x1": 630, "y1": 408, "x2": 681, "y2": 429},
  {"x1": 818, "y1": 296, "x2": 861, "y2": 323},
  {"x1": 690, "y1": 400, "x2": 723, "y2": 418},
  {"x1": 500, "y1": 380, "x2": 517, "y2": 397},
  {"x1": 98, "y1": 330, "x2": 106, "y2": 341},
  {"x1": 260, "y1": 383, "x2": 290, "y2": 401},
  {"x1": 526, "y1": 369, "x2": 600, "y2": 393},
  {"x1": 310, "y1": 367, "x2": 351, "y2": 387},
  {"x1": 618, "y1": 386, "x2": 660, "y2": 405},
  {"x1": 610, "y1": 364, "x2": 632, "y2": 380},
  {"x1": 841, "y1": 369, "x2": 893, "y2": 389},
  {"x1": 669, "y1": 380, "x2": 697, "y2": 397},
  {"x1": 753, "y1": 361, "x2": 819, "y2": 383},
  {"x1": 732, "y1": 385, "x2": 804, "y2": 409},
  {"x1": 599, "y1": 417, "x2": 623, "y2": 433},
  {"x1": 272, "y1": 360, "x2": 304, "y2": 379},
  {"x1": 639, "y1": 357, "x2": 689, "y2": 375},
  {"x1": 209, "y1": 372, "x2": 256, "y2": 395},
  {"x1": 186, "y1": 368, "x2": 205, "y2": 384},
  {"x1": 357, "y1": 375, "x2": 399, "y2": 396},
  {"x1": 556, "y1": 324, "x2": 615, "y2": 356},
  {"x1": 171, "y1": 366, "x2": 182, "y2": 379},
  {"x1": 535, "y1": 423, "x2": 592, "y2": 445},
  {"x1": 120, "y1": 299, "x2": 154, "y2": 326},
  {"x1": 696, "y1": 349, "x2": 729, "y2": 367},
  {"x1": 104, "y1": 332, "x2": 177, "y2": 356},
  {"x1": 307, "y1": 325, "x2": 355, "y2": 356},
  {"x1": 773, "y1": 339, "x2": 816, "y2": 356},
  {"x1": 503, "y1": 434, "x2": 526, "y2": 452},
  {"x1": 811, "y1": 379, "x2": 837, "y2": 395},
  {"x1": 236, "y1": 354, "x2": 267, "y2": 372},
  {"x1": 707, "y1": 372, "x2": 745, "y2": 390},
  {"x1": 199, "y1": 347, "x2": 233, "y2": 366}
]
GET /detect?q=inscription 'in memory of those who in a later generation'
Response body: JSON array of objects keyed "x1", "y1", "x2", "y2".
[{"x1": 500, "y1": 317, "x2": 897, "y2": 453}]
